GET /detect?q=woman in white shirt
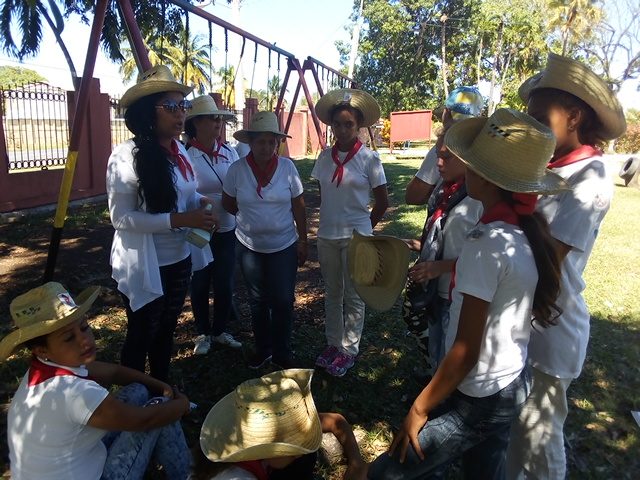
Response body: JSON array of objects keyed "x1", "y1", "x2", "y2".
[
  {"x1": 222, "y1": 112, "x2": 307, "y2": 370},
  {"x1": 107, "y1": 66, "x2": 216, "y2": 381},
  {"x1": 312, "y1": 89, "x2": 388, "y2": 377},
  {"x1": 186, "y1": 95, "x2": 242, "y2": 355}
]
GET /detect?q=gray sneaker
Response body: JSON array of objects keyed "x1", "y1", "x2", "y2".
[
  {"x1": 193, "y1": 335, "x2": 211, "y2": 355},
  {"x1": 212, "y1": 332, "x2": 242, "y2": 349}
]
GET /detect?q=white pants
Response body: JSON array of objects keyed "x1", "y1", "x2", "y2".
[
  {"x1": 506, "y1": 366, "x2": 573, "y2": 480},
  {"x1": 317, "y1": 237, "x2": 366, "y2": 356}
]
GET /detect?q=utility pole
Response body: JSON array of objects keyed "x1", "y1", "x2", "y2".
[{"x1": 348, "y1": 0, "x2": 364, "y2": 79}]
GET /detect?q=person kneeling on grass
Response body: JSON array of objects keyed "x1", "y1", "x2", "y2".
[
  {"x1": 3, "y1": 282, "x2": 192, "y2": 480},
  {"x1": 194, "y1": 369, "x2": 367, "y2": 479}
]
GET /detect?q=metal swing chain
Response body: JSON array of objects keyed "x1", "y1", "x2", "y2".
[
  {"x1": 208, "y1": 22, "x2": 213, "y2": 92},
  {"x1": 223, "y1": 28, "x2": 229, "y2": 106},
  {"x1": 266, "y1": 49, "x2": 272, "y2": 110},
  {"x1": 249, "y1": 42, "x2": 258, "y2": 99}
]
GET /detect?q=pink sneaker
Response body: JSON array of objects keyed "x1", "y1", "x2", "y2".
[
  {"x1": 326, "y1": 352, "x2": 356, "y2": 377},
  {"x1": 315, "y1": 345, "x2": 340, "y2": 368}
]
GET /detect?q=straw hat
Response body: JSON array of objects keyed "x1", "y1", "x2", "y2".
[
  {"x1": 233, "y1": 111, "x2": 291, "y2": 144},
  {"x1": 348, "y1": 231, "x2": 411, "y2": 312},
  {"x1": 185, "y1": 94, "x2": 235, "y2": 121},
  {"x1": 444, "y1": 108, "x2": 569, "y2": 194},
  {"x1": 120, "y1": 65, "x2": 194, "y2": 109},
  {"x1": 518, "y1": 53, "x2": 626, "y2": 140},
  {"x1": 0, "y1": 282, "x2": 101, "y2": 361},
  {"x1": 315, "y1": 88, "x2": 381, "y2": 128},
  {"x1": 200, "y1": 369, "x2": 321, "y2": 463}
]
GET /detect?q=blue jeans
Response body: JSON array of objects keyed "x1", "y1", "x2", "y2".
[
  {"x1": 236, "y1": 241, "x2": 298, "y2": 363},
  {"x1": 191, "y1": 229, "x2": 238, "y2": 336},
  {"x1": 368, "y1": 367, "x2": 531, "y2": 480},
  {"x1": 101, "y1": 383, "x2": 191, "y2": 480},
  {"x1": 428, "y1": 297, "x2": 451, "y2": 369}
]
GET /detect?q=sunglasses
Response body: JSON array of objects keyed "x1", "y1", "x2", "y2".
[{"x1": 155, "y1": 99, "x2": 193, "y2": 113}]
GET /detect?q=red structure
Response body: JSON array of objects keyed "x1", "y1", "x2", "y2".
[{"x1": 389, "y1": 110, "x2": 433, "y2": 153}]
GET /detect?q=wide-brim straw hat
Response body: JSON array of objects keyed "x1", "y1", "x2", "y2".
[
  {"x1": 444, "y1": 108, "x2": 569, "y2": 194},
  {"x1": 518, "y1": 53, "x2": 626, "y2": 140},
  {"x1": 120, "y1": 65, "x2": 194, "y2": 109},
  {"x1": 0, "y1": 282, "x2": 101, "y2": 361},
  {"x1": 348, "y1": 231, "x2": 411, "y2": 312},
  {"x1": 233, "y1": 111, "x2": 291, "y2": 144},
  {"x1": 200, "y1": 369, "x2": 322, "y2": 463},
  {"x1": 315, "y1": 88, "x2": 381, "y2": 128},
  {"x1": 185, "y1": 94, "x2": 235, "y2": 121}
]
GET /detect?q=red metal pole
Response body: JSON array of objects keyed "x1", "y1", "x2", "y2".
[
  {"x1": 306, "y1": 60, "x2": 325, "y2": 97},
  {"x1": 117, "y1": 0, "x2": 152, "y2": 71},
  {"x1": 274, "y1": 64, "x2": 293, "y2": 119},
  {"x1": 291, "y1": 59, "x2": 326, "y2": 150}
]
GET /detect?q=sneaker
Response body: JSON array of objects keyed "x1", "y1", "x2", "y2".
[
  {"x1": 212, "y1": 332, "x2": 242, "y2": 349},
  {"x1": 193, "y1": 335, "x2": 211, "y2": 355},
  {"x1": 315, "y1": 345, "x2": 340, "y2": 368},
  {"x1": 248, "y1": 352, "x2": 272, "y2": 369},
  {"x1": 326, "y1": 353, "x2": 356, "y2": 377}
]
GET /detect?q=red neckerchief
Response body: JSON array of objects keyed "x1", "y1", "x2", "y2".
[
  {"x1": 549, "y1": 144, "x2": 601, "y2": 169},
  {"x1": 246, "y1": 152, "x2": 278, "y2": 199},
  {"x1": 427, "y1": 180, "x2": 464, "y2": 231},
  {"x1": 237, "y1": 460, "x2": 270, "y2": 480},
  {"x1": 164, "y1": 139, "x2": 194, "y2": 181},
  {"x1": 190, "y1": 138, "x2": 228, "y2": 163},
  {"x1": 28, "y1": 357, "x2": 87, "y2": 387},
  {"x1": 331, "y1": 140, "x2": 362, "y2": 187}
]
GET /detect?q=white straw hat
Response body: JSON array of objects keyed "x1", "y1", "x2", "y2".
[
  {"x1": 185, "y1": 94, "x2": 235, "y2": 121},
  {"x1": 0, "y1": 282, "x2": 101, "y2": 361},
  {"x1": 348, "y1": 231, "x2": 411, "y2": 312},
  {"x1": 444, "y1": 108, "x2": 569, "y2": 194},
  {"x1": 120, "y1": 65, "x2": 194, "y2": 109},
  {"x1": 315, "y1": 88, "x2": 381, "y2": 128},
  {"x1": 200, "y1": 369, "x2": 322, "y2": 463},
  {"x1": 233, "y1": 111, "x2": 291, "y2": 144},
  {"x1": 518, "y1": 53, "x2": 626, "y2": 140}
]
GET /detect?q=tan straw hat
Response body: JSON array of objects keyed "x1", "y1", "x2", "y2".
[
  {"x1": 233, "y1": 111, "x2": 291, "y2": 144},
  {"x1": 185, "y1": 94, "x2": 235, "y2": 121},
  {"x1": 0, "y1": 282, "x2": 101, "y2": 361},
  {"x1": 348, "y1": 231, "x2": 411, "y2": 312},
  {"x1": 315, "y1": 88, "x2": 381, "y2": 128},
  {"x1": 120, "y1": 65, "x2": 194, "y2": 109},
  {"x1": 518, "y1": 53, "x2": 626, "y2": 140},
  {"x1": 200, "y1": 368, "x2": 321, "y2": 463},
  {"x1": 444, "y1": 108, "x2": 569, "y2": 194}
]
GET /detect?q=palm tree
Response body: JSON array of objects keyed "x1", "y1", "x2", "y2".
[{"x1": 216, "y1": 66, "x2": 236, "y2": 108}]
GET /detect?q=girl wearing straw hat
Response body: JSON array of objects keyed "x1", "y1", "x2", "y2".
[
  {"x1": 222, "y1": 112, "x2": 308, "y2": 369},
  {"x1": 3, "y1": 282, "x2": 192, "y2": 479},
  {"x1": 368, "y1": 108, "x2": 568, "y2": 479},
  {"x1": 185, "y1": 95, "x2": 243, "y2": 355},
  {"x1": 107, "y1": 65, "x2": 216, "y2": 382},
  {"x1": 311, "y1": 88, "x2": 389, "y2": 377},
  {"x1": 506, "y1": 53, "x2": 626, "y2": 480}
]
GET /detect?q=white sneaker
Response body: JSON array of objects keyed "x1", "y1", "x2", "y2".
[
  {"x1": 212, "y1": 332, "x2": 242, "y2": 349},
  {"x1": 193, "y1": 335, "x2": 211, "y2": 355}
]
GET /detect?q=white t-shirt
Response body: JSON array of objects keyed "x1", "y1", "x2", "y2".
[
  {"x1": 529, "y1": 156, "x2": 613, "y2": 379},
  {"x1": 189, "y1": 141, "x2": 239, "y2": 233},
  {"x1": 224, "y1": 156, "x2": 304, "y2": 253},
  {"x1": 8, "y1": 359, "x2": 109, "y2": 480},
  {"x1": 436, "y1": 195, "x2": 483, "y2": 298},
  {"x1": 311, "y1": 145, "x2": 387, "y2": 239},
  {"x1": 447, "y1": 222, "x2": 538, "y2": 397},
  {"x1": 415, "y1": 146, "x2": 440, "y2": 186}
]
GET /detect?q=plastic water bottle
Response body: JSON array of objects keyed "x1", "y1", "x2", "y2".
[{"x1": 186, "y1": 203, "x2": 214, "y2": 248}]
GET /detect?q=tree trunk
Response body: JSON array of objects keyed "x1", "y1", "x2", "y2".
[
  {"x1": 38, "y1": 4, "x2": 80, "y2": 91},
  {"x1": 488, "y1": 19, "x2": 504, "y2": 116},
  {"x1": 441, "y1": 15, "x2": 448, "y2": 99}
]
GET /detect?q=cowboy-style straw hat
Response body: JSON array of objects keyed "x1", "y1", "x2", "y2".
[
  {"x1": 120, "y1": 65, "x2": 194, "y2": 109},
  {"x1": 348, "y1": 231, "x2": 411, "y2": 312},
  {"x1": 444, "y1": 108, "x2": 569, "y2": 194},
  {"x1": 200, "y1": 369, "x2": 322, "y2": 463},
  {"x1": 233, "y1": 111, "x2": 291, "y2": 144},
  {"x1": 0, "y1": 282, "x2": 101, "y2": 361},
  {"x1": 315, "y1": 88, "x2": 381, "y2": 128},
  {"x1": 518, "y1": 53, "x2": 626, "y2": 140},
  {"x1": 185, "y1": 94, "x2": 236, "y2": 122}
]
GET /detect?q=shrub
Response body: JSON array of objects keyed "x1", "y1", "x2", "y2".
[{"x1": 616, "y1": 123, "x2": 640, "y2": 153}]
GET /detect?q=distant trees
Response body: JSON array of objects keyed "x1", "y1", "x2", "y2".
[{"x1": 0, "y1": 66, "x2": 47, "y2": 88}]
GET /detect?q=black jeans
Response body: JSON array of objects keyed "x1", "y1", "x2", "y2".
[{"x1": 120, "y1": 256, "x2": 192, "y2": 381}]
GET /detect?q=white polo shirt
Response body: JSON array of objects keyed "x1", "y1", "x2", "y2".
[{"x1": 415, "y1": 146, "x2": 440, "y2": 186}]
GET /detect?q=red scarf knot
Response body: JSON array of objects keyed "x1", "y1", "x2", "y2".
[
  {"x1": 427, "y1": 180, "x2": 464, "y2": 231},
  {"x1": 512, "y1": 193, "x2": 538, "y2": 216},
  {"x1": 331, "y1": 140, "x2": 362, "y2": 187},
  {"x1": 549, "y1": 144, "x2": 602, "y2": 169},
  {"x1": 28, "y1": 357, "x2": 90, "y2": 386},
  {"x1": 190, "y1": 137, "x2": 228, "y2": 163},
  {"x1": 164, "y1": 139, "x2": 194, "y2": 181},
  {"x1": 246, "y1": 152, "x2": 278, "y2": 199}
]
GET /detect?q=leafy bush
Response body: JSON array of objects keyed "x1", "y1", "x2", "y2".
[{"x1": 616, "y1": 123, "x2": 640, "y2": 153}]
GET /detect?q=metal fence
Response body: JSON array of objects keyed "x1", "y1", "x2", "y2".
[{"x1": 1, "y1": 83, "x2": 69, "y2": 172}]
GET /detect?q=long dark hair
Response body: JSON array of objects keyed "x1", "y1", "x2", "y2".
[
  {"x1": 502, "y1": 191, "x2": 563, "y2": 328},
  {"x1": 124, "y1": 92, "x2": 177, "y2": 213}
]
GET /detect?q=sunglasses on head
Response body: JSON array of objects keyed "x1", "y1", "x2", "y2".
[{"x1": 155, "y1": 99, "x2": 193, "y2": 113}]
